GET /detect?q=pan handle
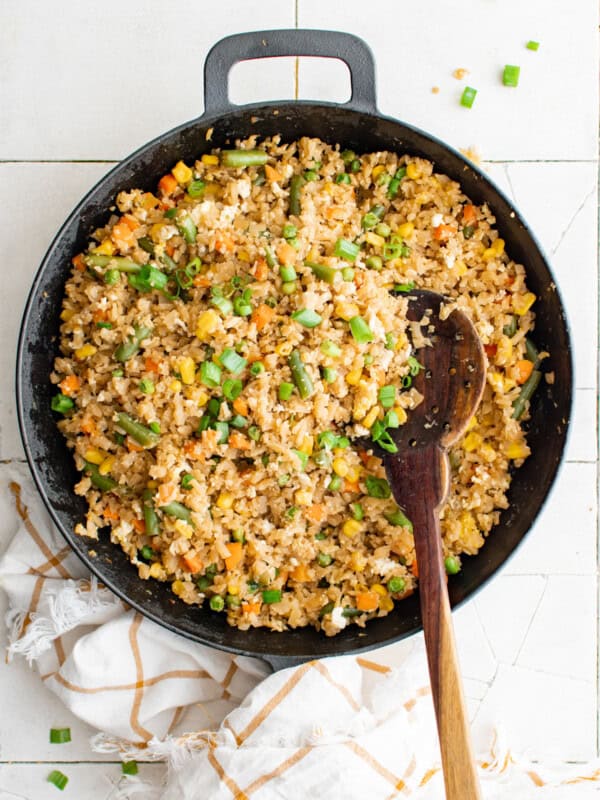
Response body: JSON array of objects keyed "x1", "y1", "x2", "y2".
[{"x1": 203, "y1": 29, "x2": 377, "y2": 116}]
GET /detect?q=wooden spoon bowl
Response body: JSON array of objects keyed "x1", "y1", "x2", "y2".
[{"x1": 383, "y1": 289, "x2": 485, "y2": 800}]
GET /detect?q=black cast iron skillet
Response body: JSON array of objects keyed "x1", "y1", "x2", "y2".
[{"x1": 17, "y1": 30, "x2": 572, "y2": 671}]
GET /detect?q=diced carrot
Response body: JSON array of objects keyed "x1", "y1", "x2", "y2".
[
  {"x1": 232, "y1": 397, "x2": 248, "y2": 415},
  {"x1": 184, "y1": 429, "x2": 219, "y2": 460},
  {"x1": 93, "y1": 308, "x2": 109, "y2": 323},
  {"x1": 80, "y1": 419, "x2": 97, "y2": 435},
  {"x1": 132, "y1": 518, "x2": 146, "y2": 534},
  {"x1": 358, "y1": 450, "x2": 370, "y2": 466},
  {"x1": 291, "y1": 564, "x2": 311, "y2": 582},
  {"x1": 433, "y1": 224, "x2": 455, "y2": 242},
  {"x1": 253, "y1": 257, "x2": 268, "y2": 281},
  {"x1": 251, "y1": 303, "x2": 275, "y2": 332},
  {"x1": 59, "y1": 375, "x2": 81, "y2": 396},
  {"x1": 462, "y1": 204, "x2": 477, "y2": 225},
  {"x1": 229, "y1": 431, "x2": 251, "y2": 450},
  {"x1": 279, "y1": 570, "x2": 289, "y2": 585},
  {"x1": 126, "y1": 437, "x2": 144, "y2": 453},
  {"x1": 144, "y1": 357, "x2": 160, "y2": 373},
  {"x1": 103, "y1": 507, "x2": 119, "y2": 521},
  {"x1": 72, "y1": 254, "x2": 86, "y2": 272},
  {"x1": 111, "y1": 220, "x2": 136, "y2": 250},
  {"x1": 484, "y1": 344, "x2": 497, "y2": 359},
  {"x1": 343, "y1": 480, "x2": 360, "y2": 494},
  {"x1": 224, "y1": 541, "x2": 243, "y2": 570},
  {"x1": 241, "y1": 600, "x2": 262, "y2": 614},
  {"x1": 182, "y1": 553, "x2": 204, "y2": 574},
  {"x1": 165, "y1": 243, "x2": 175, "y2": 257},
  {"x1": 356, "y1": 591, "x2": 379, "y2": 612},
  {"x1": 122, "y1": 214, "x2": 139, "y2": 231},
  {"x1": 142, "y1": 192, "x2": 159, "y2": 209},
  {"x1": 158, "y1": 174, "x2": 178, "y2": 195},
  {"x1": 305, "y1": 504, "x2": 325, "y2": 524},
  {"x1": 505, "y1": 275, "x2": 516, "y2": 286},
  {"x1": 214, "y1": 233, "x2": 235, "y2": 253},
  {"x1": 193, "y1": 275, "x2": 212, "y2": 288},
  {"x1": 264, "y1": 164, "x2": 283, "y2": 182},
  {"x1": 515, "y1": 359, "x2": 534, "y2": 385},
  {"x1": 411, "y1": 560, "x2": 419, "y2": 578},
  {"x1": 277, "y1": 242, "x2": 297, "y2": 266}
]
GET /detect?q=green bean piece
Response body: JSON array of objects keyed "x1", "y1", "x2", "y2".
[
  {"x1": 142, "y1": 489, "x2": 160, "y2": 536},
  {"x1": 51, "y1": 393, "x2": 74, "y2": 414},
  {"x1": 114, "y1": 324, "x2": 152, "y2": 362},
  {"x1": 525, "y1": 337, "x2": 539, "y2": 365},
  {"x1": 138, "y1": 236, "x2": 155, "y2": 254},
  {"x1": 178, "y1": 216, "x2": 197, "y2": 244},
  {"x1": 503, "y1": 315, "x2": 518, "y2": 337},
  {"x1": 288, "y1": 350, "x2": 315, "y2": 399},
  {"x1": 319, "y1": 601, "x2": 335, "y2": 618},
  {"x1": 341, "y1": 607, "x2": 364, "y2": 618},
  {"x1": 83, "y1": 461, "x2": 118, "y2": 492},
  {"x1": 306, "y1": 261, "x2": 341, "y2": 285},
  {"x1": 85, "y1": 254, "x2": 141, "y2": 273},
  {"x1": 511, "y1": 370, "x2": 542, "y2": 420},
  {"x1": 289, "y1": 174, "x2": 306, "y2": 216},
  {"x1": 221, "y1": 149, "x2": 269, "y2": 168},
  {"x1": 264, "y1": 246, "x2": 278, "y2": 268},
  {"x1": 160, "y1": 501, "x2": 193, "y2": 524},
  {"x1": 116, "y1": 412, "x2": 161, "y2": 448}
]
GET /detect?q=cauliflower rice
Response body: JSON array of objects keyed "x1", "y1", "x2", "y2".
[{"x1": 52, "y1": 136, "x2": 538, "y2": 635}]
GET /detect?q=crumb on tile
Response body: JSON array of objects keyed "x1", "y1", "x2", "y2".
[
  {"x1": 453, "y1": 68, "x2": 469, "y2": 80},
  {"x1": 460, "y1": 146, "x2": 482, "y2": 165}
]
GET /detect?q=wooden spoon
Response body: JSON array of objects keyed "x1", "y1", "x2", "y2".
[{"x1": 383, "y1": 290, "x2": 485, "y2": 799}]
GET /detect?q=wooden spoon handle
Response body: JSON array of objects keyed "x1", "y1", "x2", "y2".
[{"x1": 386, "y1": 448, "x2": 482, "y2": 800}]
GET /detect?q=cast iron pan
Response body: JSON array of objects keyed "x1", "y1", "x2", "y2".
[{"x1": 16, "y1": 30, "x2": 572, "y2": 671}]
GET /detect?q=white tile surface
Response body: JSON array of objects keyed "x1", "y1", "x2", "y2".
[{"x1": 1, "y1": 0, "x2": 598, "y2": 791}]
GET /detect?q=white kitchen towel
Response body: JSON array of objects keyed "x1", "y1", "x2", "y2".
[{"x1": 2, "y1": 470, "x2": 600, "y2": 799}]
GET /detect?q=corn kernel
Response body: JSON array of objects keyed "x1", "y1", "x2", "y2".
[
  {"x1": 75, "y1": 344, "x2": 97, "y2": 360},
  {"x1": 362, "y1": 406, "x2": 379, "y2": 429},
  {"x1": 275, "y1": 341, "x2": 293, "y2": 357},
  {"x1": 237, "y1": 248, "x2": 250, "y2": 262},
  {"x1": 149, "y1": 562, "x2": 164, "y2": 578},
  {"x1": 202, "y1": 154, "x2": 219, "y2": 166},
  {"x1": 462, "y1": 432, "x2": 482, "y2": 452},
  {"x1": 216, "y1": 492, "x2": 234, "y2": 510},
  {"x1": 93, "y1": 238, "x2": 115, "y2": 256},
  {"x1": 227, "y1": 582, "x2": 239, "y2": 596},
  {"x1": 295, "y1": 489, "x2": 312, "y2": 506},
  {"x1": 455, "y1": 260, "x2": 468, "y2": 277},
  {"x1": 84, "y1": 448, "x2": 105, "y2": 465},
  {"x1": 174, "y1": 519, "x2": 193, "y2": 539},
  {"x1": 194, "y1": 309, "x2": 219, "y2": 341},
  {"x1": 178, "y1": 356, "x2": 196, "y2": 386},
  {"x1": 99, "y1": 456, "x2": 115, "y2": 476},
  {"x1": 346, "y1": 465, "x2": 361, "y2": 483},
  {"x1": 169, "y1": 379, "x2": 182, "y2": 393},
  {"x1": 342, "y1": 519, "x2": 362, "y2": 538},
  {"x1": 298, "y1": 436, "x2": 314, "y2": 456},
  {"x1": 371, "y1": 583, "x2": 387, "y2": 597},
  {"x1": 335, "y1": 302, "x2": 360, "y2": 321},
  {"x1": 146, "y1": 480, "x2": 158, "y2": 489},
  {"x1": 492, "y1": 238, "x2": 505, "y2": 255},
  {"x1": 465, "y1": 415, "x2": 478, "y2": 432},
  {"x1": 506, "y1": 441, "x2": 530, "y2": 460},
  {"x1": 171, "y1": 580, "x2": 185, "y2": 597},
  {"x1": 172, "y1": 160, "x2": 192, "y2": 184},
  {"x1": 406, "y1": 163, "x2": 421, "y2": 180},
  {"x1": 482, "y1": 248, "x2": 496, "y2": 261},
  {"x1": 350, "y1": 551, "x2": 366, "y2": 572},
  {"x1": 150, "y1": 222, "x2": 166, "y2": 242},
  {"x1": 372, "y1": 165, "x2": 386, "y2": 180},
  {"x1": 332, "y1": 458, "x2": 349, "y2": 478},
  {"x1": 513, "y1": 292, "x2": 536, "y2": 316},
  {"x1": 397, "y1": 222, "x2": 414, "y2": 239},
  {"x1": 364, "y1": 231, "x2": 385, "y2": 248},
  {"x1": 488, "y1": 371, "x2": 504, "y2": 393},
  {"x1": 345, "y1": 369, "x2": 362, "y2": 386},
  {"x1": 379, "y1": 595, "x2": 394, "y2": 612},
  {"x1": 60, "y1": 309, "x2": 75, "y2": 321},
  {"x1": 393, "y1": 406, "x2": 408, "y2": 425},
  {"x1": 184, "y1": 386, "x2": 208, "y2": 406}
]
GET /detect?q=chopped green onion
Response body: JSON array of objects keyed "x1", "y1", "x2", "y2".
[
  {"x1": 321, "y1": 339, "x2": 342, "y2": 358},
  {"x1": 187, "y1": 179, "x2": 205, "y2": 198},
  {"x1": 278, "y1": 382, "x2": 294, "y2": 401},
  {"x1": 365, "y1": 475, "x2": 391, "y2": 499},
  {"x1": 161, "y1": 501, "x2": 193, "y2": 523},
  {"x1": 385, "y1": 332, "x2": 396, "y2": 350},
  {"x1": 375, "y1": 222, "x2": 391, "y2": 238},
  {"x1": 116, "y1": 412, "x2": 160, "y2": 447},
  {"x1": 250, "y1": 361, "x2": 265, "y2": 376},
  {"x1": 342, "y1": 267, "x2": 355, "y2": 281},
  {"x1": 288, "y1": 350, "x2": 314, "y2": 399},
  {"x1": 262, "y1": 589, "x2": 282, "y2": 604},
  {"x1": 365, "y1": 255, "x2": 383, "y2": 271},
  {"x1": 139, "y1": 378, "x2": 155, "y2": 394},
  {"x1": 307, "y1": 261, "x2": 341, "y2": 284},
  {"x1": 122, "y1": 761, "x2": 139, "y2": 775},
  {"x1": 149, "y1": 421, "x2": 161, "y2": 434},
  {"x1": 289, "y1": 173, "x2": 306, "y2": 216},
  {"x1": 371, "y1": 420, "x2": 398, "y2": 454},
  {"x1": 362, "y1": 212, "x2": 380, "y2": 230},
  {"x1": 502, "y1": 65, "x2": 520, "y2": 87},
  {"x1": 96, "y1": 321, "x2": 113, "y2": 329},
  {"x1": 315, "y1": 531, "x2": 328, "y2": 540},
  {"x1": 526, "y1": 40, "x2": 540, "y2": 51},
  {"x1": 444, "y1": 556, "x2": 461, "y2": 575},
  {"x1": 384, "y1": 508, "x2": 413, "y2": 531},
  {"x1": 229, "y1": 414, "x2": 247, "y2": 429},
  {"x1": 222, "y1": 378, "x2": 243, "y2": 401},
  {"x1": 128, "y1": 264, "x2": 168, "y2": 293},
  {"x1": 387, "y1": 576, "x2": 406, "y2": 594},
  {"x1": 292, "y1": 449, "x2": 309, "y2": 470},
  {"x1": 114, "y1": 324, "x2": 152, "y2": 362},
  {"x1": 277, "y1": 473, "x2": 291, "y2": 486},
  {"x1": 177, "y1": 216, "x2": 197, "y2": 244},
  {"x1": 321, "y1": 366, "x2": 337, "y2": 383},
  {"x1": 210, "y1": 293, "x2": 233, "y2": 316},
  {"x1": 349, "y1": 316, "x2": 374, "y2": 343},
  {"x1": 210, "y1": 594, "x2": 225, "y2": 611},
  {"x1": 233, "y1": 294, "x2": 252, "y2": 317},
  {"x1": 461, "y1": 86, "x2": 477, "y2": 108},
  {"x1": 213, "y1": 421, "x2": 229, "y2": 444},
  {"x1": 219, "y1": 347, "x2": 247, "y2": 374},
  {"x1": 351, "y1": 502, "x2": 364, "y2": 521},
  {"x1": 402, "y1": 375, "x2": 412, "y2": 389},
  {"x1": 51, "y1": 393, "x2": 74, "y2": 414},
  {"x1": 49, "y1": 727, "x2": 71, "y2": 744},
  {"x1": 378, "y1": 385, "x2": 396, "y2": 408},
  {"x1": 248, "y1": 425, "x2": 261, "y2": 441},
  {"x1": 407, "y1": 356, "x2": 423, "y2": 376},
  {"x1": 335, "y1": 173, "x2": 351, "y2": 184},
  {"x1": 334, "y1": 238, "x2": 360, "y2": 263},
  {"x1": 221, "y1": 149, "x2": 268, "y2": 168},
  {"x1": 279, "y1": 264, "x2": 297, "y2": 283},
  {"x1": 291, "y1": 308, "x2": 323, "y2": 328},
  {"x1": 47, "y1": 770, "x2": 69, "y2": 791},
  {"x1": 200, "y1": 360, "x2": 222, "y2": 387},
  {"x1": 383, "y1": 237, "x2": 406, "y2": 261},
  {"x1": 393, "y1": 282, "x2": 416, "y2": 293},
  {"x1": 181, "y1": 473, "x2": 195, "y2": 490}
]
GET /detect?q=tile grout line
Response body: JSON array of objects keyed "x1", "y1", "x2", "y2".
[
  {"x1": 595, "y1": 138, "x2": 600, "y2": 759},
  {"x1": 294, "y1": 0, "x2": 299, "y2": 99}
]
